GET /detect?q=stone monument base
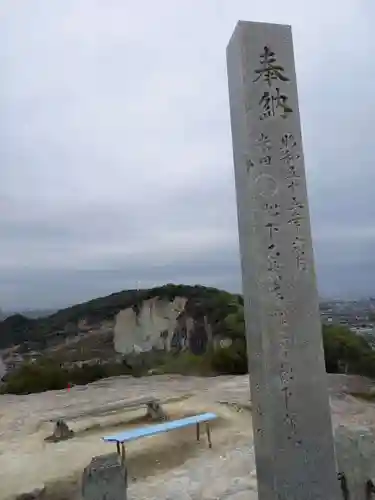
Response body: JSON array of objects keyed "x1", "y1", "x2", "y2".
[{"x1": 82, "y1": 453, "x2": 127, "y2": 500}]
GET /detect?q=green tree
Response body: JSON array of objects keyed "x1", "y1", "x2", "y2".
[
  {"x1": 224, "y1": 306, "x2": 245, "y2": 339},
  {"x1": 210, "y1": 339, "x2": 248, "y2": 375},
  {"x1": 322, "y1": 324, "x2": 374, "y2": 376}
]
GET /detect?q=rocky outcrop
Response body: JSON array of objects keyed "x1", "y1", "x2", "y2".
[
  {"x1": 112, "y1": 297, "x2": 219, "y2": 356},
  {"x1": 0, "y1": 286, "x2": 241, "y2": 374},
  {"x1": 113, "y1": 296, "x2": 188, "y2": 355},
  {"x1": 0, "y1": 356, "x2": 6, "y2": 379}
]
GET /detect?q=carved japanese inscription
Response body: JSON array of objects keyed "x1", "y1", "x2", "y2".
[
  {"x1": 227, "y1": 21, "x2": 340, "y2": 500},
  {"x1": 250, "y1": 45, "x2": 308, "y2": 445},
  {"x1": 253, "y1": 46, "x2": 293, "y2": 120}
]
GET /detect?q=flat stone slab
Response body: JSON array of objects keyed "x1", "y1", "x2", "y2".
[
  {"x1": 50, "y1": 396, "x2": 165, "y2": 422},
  {"x1": 127, "y1": 445, "x2": 258, "y2": 499}
]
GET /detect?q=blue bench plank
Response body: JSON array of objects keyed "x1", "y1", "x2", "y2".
[{"x1": 102, "y1": 412, "x2": 217, "y2": 444}]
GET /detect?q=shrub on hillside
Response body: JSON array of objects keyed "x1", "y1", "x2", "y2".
[
  {"x1": 1, "y1": 361, "x2": 68, "y2": 394},
  {"x1": 158, "y1": 351, "x2": 212, "y2": 376},
  {"x1": 322, "y1": 324, "x2": 375, "y2": 377},
  {"x1": 210, "y1": 340, "x2": 248, "y2": 375},
  {"x1": 0, "y1": 360, "x2": 134, "y2": 395},
  {"x1": 3, "y1": 322, "x2": 375, "y2": 396}
]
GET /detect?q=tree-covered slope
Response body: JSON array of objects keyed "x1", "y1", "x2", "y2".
[{"x1": 0, "y1": 284, "x2": 244, "y2": 350}]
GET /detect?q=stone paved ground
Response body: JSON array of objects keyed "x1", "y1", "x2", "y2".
[
  {"x1": 0, "y1": 374, "x2": 374, "y2": 499},
  {"x1": 127, "y1": 444, "x2": 258, "y2": 500}
]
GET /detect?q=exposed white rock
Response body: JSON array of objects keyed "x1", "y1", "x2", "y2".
[
  {"x1": 113, "y1": 296, "x2": 187, "y2": 355},
  {"x1": 0, "y1": 356, "x2": 6, "y2": 379}
]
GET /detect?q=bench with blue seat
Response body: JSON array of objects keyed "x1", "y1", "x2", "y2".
[{"x1": 102, "y1": 412, "x2": 217, "y2": 466}]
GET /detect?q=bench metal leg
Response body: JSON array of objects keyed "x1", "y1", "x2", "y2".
[
  {"x1": 196, "y1": 423, "x2": 200, "y2": 442},
  {"x1": 115, "y1": 441, "x2": 126, "y2": 466},
  {"x1": 205, "y1": 423, "x2": 212, "y2": 449},
  {"x1": 114, "y1": 442, "x2": 128, "y2": 491},
  {"x1": 121, "y1": 443, "x2": 126, "y2": 467}
]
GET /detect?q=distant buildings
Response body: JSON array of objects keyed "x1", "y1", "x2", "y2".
[{"x1": 320, "y1": 300, "x2": 375, "y2": 338}]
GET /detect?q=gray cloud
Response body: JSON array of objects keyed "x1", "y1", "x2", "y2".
[{"x1": 1, "y1": 0, "x2": 375, "y2": 309}]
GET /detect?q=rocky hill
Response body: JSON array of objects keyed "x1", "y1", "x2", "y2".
[
  {"x1": 2, "y1": 284, "x2": 375, "y2": 394},
  {"x1": 0, "y1": 284, "x2": 244, "y2": 374}
]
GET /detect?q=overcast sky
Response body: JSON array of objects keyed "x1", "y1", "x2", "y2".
[{"x1": 1, "y1": 1, "x2": 375, "y2": 310}]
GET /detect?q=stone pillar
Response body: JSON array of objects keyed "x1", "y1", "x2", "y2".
[
  {"x1": 82, "y1": 453, "x2": 127, "y2": 500},
  {"x1": 226, "y1": 21, "x2": 340, "y2": 500}
]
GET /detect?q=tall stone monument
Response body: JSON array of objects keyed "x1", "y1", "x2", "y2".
[{"x1": 226, "y1": 21, "x2": 340, "y2": 500}]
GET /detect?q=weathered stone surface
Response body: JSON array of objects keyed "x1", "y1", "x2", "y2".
[
  {"x1": 0, "y1": 357, "x2": 6, "y2": 380},
  {"x1": 335, "y1": 425, "x2": 375, "y2": 500},
  {"x1": 113, "y1": 297, "x2": 187, "y2": 354},
  {"x1": 82, "y1": 453, "x2": 127, "y2": 500},
  {"x1": 127, "y1": 444, "x2": 258, "y2": 500},
  {"x1": 227, "y1": 21, "x2": 340, "y2": 499},
  {"x1": 3, "y1": 374, "x2": 375, "y2": 500},
  {"x1": 44, "y1": 419, "x2": 74, "y2": 443}
]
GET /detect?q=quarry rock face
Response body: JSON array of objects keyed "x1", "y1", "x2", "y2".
[
  {"x1": 113, "y1": 296, "x2": 189, "y2": 355},
  {"x1": 0, "y1": 356, "x2": 6, "y2": 379},
  {"x1": 1, "y1": 289, "x2": 235, "y2": 376}
]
